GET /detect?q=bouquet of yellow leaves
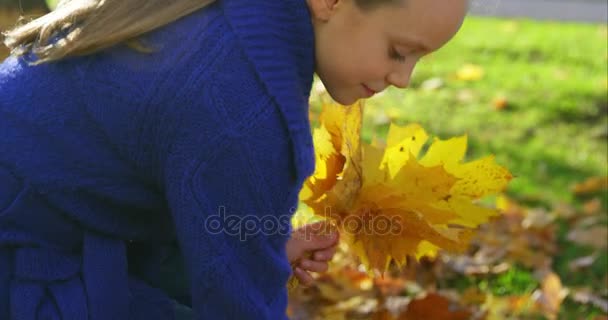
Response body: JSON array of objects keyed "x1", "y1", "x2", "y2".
[{"x1": 298, "y1": 101, "x2": 513, "y2": 273}]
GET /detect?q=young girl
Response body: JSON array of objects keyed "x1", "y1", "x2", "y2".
[{"x1": 0, "y1": 0, "x2": 467, "y2": 318}]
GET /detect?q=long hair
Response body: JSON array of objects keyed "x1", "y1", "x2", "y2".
[{"x1": 3, "y1": 0, "x2": 217, "y2": 64}]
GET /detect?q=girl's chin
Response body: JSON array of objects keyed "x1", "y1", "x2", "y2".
[{"x1": 326, "y1": 89, "x2": 359, "y2": 106}]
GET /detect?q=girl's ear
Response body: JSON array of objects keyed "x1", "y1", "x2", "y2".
[{"x1": 307, "y1": 0, "x2": 342, "y2": 21}]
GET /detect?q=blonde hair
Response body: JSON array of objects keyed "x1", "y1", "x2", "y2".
[{"x1": 3, "y1": 0, "x2": 216, "y2": 64}]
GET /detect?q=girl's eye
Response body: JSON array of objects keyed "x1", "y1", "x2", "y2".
[{"x1": 389, "y1": 48, "x2": 406, "y2": 63}]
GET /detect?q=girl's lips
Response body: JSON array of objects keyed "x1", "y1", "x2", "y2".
[{"x1": 362, "y1": 84, "x2": 376, "y2": 97}]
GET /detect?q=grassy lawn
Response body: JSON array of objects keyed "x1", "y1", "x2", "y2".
[{"x1": 309, "y1": 16, "x2": 607, "y2": 318}]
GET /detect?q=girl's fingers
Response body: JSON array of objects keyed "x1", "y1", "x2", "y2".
[
  {"x1": 297, "y1": 230, "x2": 338, "y2": 252},
  {"x1": 287, "y1": 221, "x2": 340, "y2": 263},
  {"x1": 299, "y1": 259, "x2": 329, "y2": 273},
  {"x1": 292, "y1": 221, "x2": 340, "y2": 250},
  {"x1": 294, "y1": 267, "x2": 314, "y2": 287},
  {"x1": 313, "y1": 246, "x2": 337, "y2": 262}
]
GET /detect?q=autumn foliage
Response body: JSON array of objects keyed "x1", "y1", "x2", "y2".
[{"x1": 299, "y1": 101, "x2": 512, "y2": 272}]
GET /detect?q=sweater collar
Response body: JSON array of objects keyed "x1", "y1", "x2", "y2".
[{"x1": 221, "y1": 0, "x2": 316, "y2": 183}]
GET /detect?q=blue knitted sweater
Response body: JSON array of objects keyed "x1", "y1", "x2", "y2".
[{"x1": 0, "y1": 0, "x2": 315, "y2": 319}]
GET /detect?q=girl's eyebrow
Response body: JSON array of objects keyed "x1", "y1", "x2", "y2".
[{"x1": 393, "y1": 35, "x2": 431, "y2": 52}]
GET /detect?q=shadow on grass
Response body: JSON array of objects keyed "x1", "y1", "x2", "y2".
[
  {"x1": 467, "y1": 137, "x2": 606, "y2": 208},
  {"x1": 523, "y1": 93, "x2": 608, "y2": 126},
  {"x1": 470, "y1": 46, "x2": 602, "y2": 69}
]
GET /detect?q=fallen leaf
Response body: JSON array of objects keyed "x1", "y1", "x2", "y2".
[
  {"x1": 571, "y1": 287, "x2": 608, "y2": 313},
  {"x1": 572, "y1": 177, "x2": 608, "y2": 195},
  {"x1": 582, "y1": 198, "x2": 602, "y2": 215},
  {"x1": 372, "y1": 308, "x2": 398, "y2": 320},
  {"x1": 460, "y1": 286, "x2": 488, "y2": 306},
  {"x1": 522, "y1": 208, "x2": 554, "y2": 229},
  {"x1": 533, "y1": 271, "x2": 568, "y2": 320},
  {"x1": 483, "y1": 293, "x2": 539, "y2": 320},
  {"x1": 420, "y1": 77, "x2": 444, "y2": 91},
  {"x1": 399, "y1": 293, "x2": 472, "y2": 320},
  {"x1": 568, "y1": 254, "x2": 598, "y2": 271},
  {"x1": 567, "y1": 226, "x2": 608, "y2": 249},
  {"x1": 552, "y1": 202, "x2": 577, "y2": 219},
  {"x1": 374, "y1": 276, "x2": 406, "y2": 297},
  {"x1": 492, "y1": 96, "x2": 509, "y2": 110},
  {"x1": 456, "y1": 64, "x2": 485, "y2": 81},
  {"x1": 456, "y1": 89, "x2": 476, "y2": 103}
]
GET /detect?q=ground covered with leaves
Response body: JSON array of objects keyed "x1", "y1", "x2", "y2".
[{"x1": 289, "y1": 17, "x2": 607, "y2": 319}]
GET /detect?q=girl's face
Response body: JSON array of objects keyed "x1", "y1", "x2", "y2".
[{"x1": 308, "y1": 0, "x2": 468, "y2": 105}]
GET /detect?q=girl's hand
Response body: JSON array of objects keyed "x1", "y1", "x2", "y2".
[{"x1": 286, "y1": 221, "x2": 339, "y2": 286}]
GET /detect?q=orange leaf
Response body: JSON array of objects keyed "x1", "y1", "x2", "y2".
[{"x1": 399, "y1": 293, "x2": 472, "y2": 320}]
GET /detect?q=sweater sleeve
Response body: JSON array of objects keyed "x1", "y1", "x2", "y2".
[
  {"x1": 163, "y1": 107, "x2": 301, "y2": 319},
  {"x1": 134, "y1": 1, "x2": 315, "y2": 317},
  {"x1": 154, "y1": 24, "x2": 308, "y2": 316}
]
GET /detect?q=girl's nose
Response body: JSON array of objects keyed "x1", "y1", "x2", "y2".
[{"x1": 386, "y1": 62, "x2": 417, "y2": 89}]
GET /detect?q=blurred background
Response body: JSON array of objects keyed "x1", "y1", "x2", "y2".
[{"x1": 1, "y1": 0, "x2": 606, "y2": 319}]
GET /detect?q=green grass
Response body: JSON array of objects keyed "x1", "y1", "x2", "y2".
[{"x1": 45, "y1": 0, "x2": 58, "y2": 10}]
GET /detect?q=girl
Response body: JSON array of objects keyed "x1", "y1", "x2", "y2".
[{"x1": 0, "y1": 0, "x2": 467, "y2": 318}]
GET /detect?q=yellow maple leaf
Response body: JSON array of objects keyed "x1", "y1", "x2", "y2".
[
  {"x1": 299, "y1": 101, "x2": 513, "y2": 273},
  {"x1": 300, "y1": 102, "x2": 363, "y2": 215}
]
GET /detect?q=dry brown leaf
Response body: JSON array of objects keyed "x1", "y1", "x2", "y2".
[
  {"x1": 315, "y1": 268, "x2": 374, "y2": 303},
  {"x1": 571, "y1": 288, "x2": 608, "y2": 313},
  {"x1": 399, "y1": 293, "x2": 472, "y2": 320},
  {"x1": 553, "y1": 202, "x2": 577, "y2": 219},
  {"x1": 572, "y1": 177, "x2": 608, "y2": 195},
  {"x1": 522, "y1": 208, "x2": 554, "y2": 229},
  {"x1": 567, "y1": 226, "x2": 608, "y2": 249},
  {"x1": 583, "y1": 198, "x2": 603, "y2": 215},
  {"x1": 492, "y1": 96, "x2": 509, "y2": 111},
  {"x1": 374, "y1": 276, "x2": 407, "y2": 297}
]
